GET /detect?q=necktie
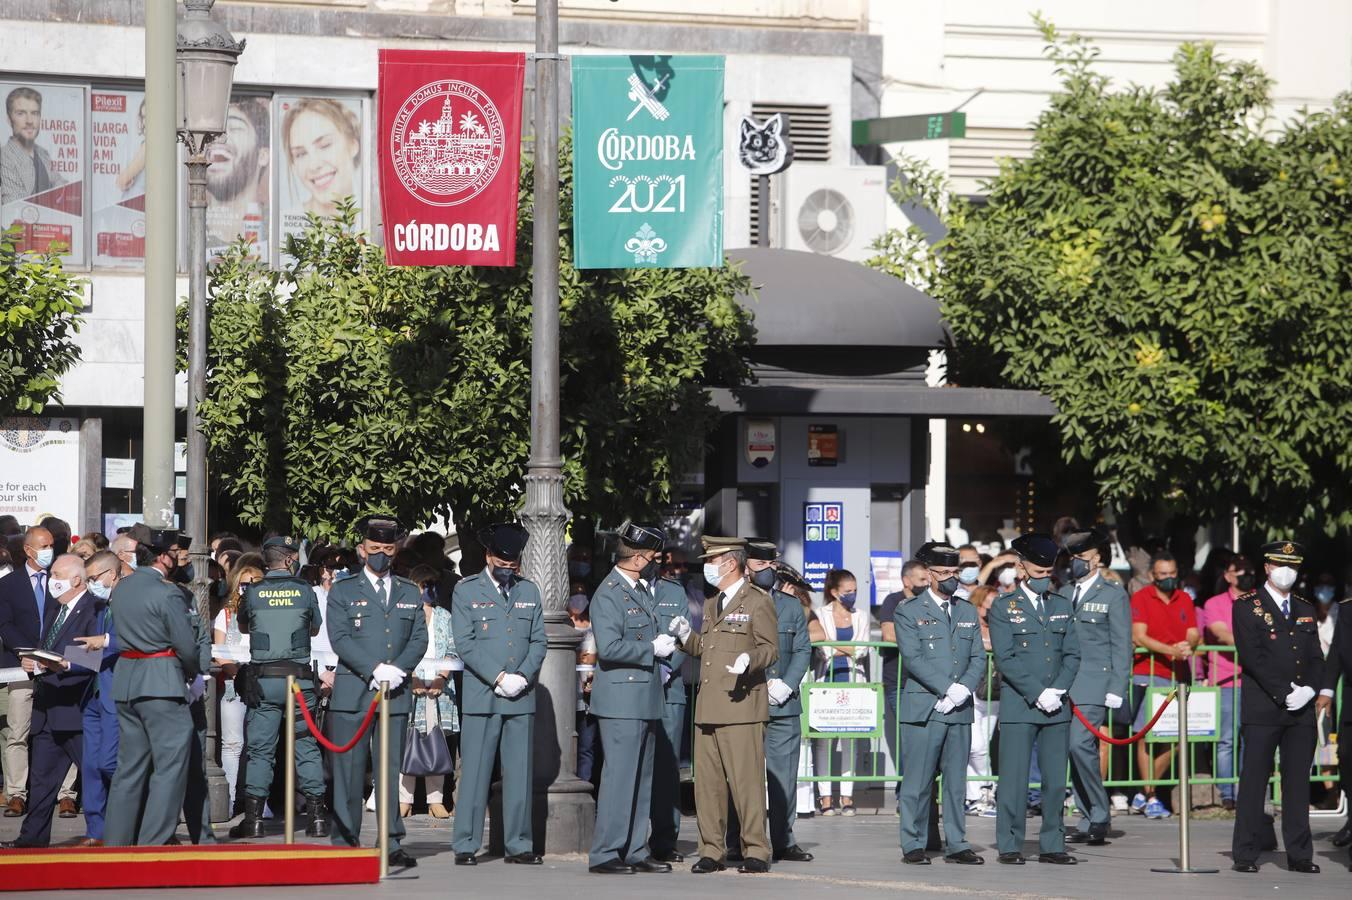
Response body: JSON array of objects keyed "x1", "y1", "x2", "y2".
[
  {"x1": 33, "y1": 572, "x2": 46, "y2": 621},
  {"x1": 1280, "y1": 596, "x2": 1290, "y2": 618},
  {"x1": 939, "y1": 599, "x2": 950, "y2": 622},
  {"x1": 376, "y1": 578, "x2": 388, "y2": 608},
  {"x1": 1072, "y1": 586, "x2": 1082, "y2": 610},
  {"x1": 44, "y1": 604, "x2": 69, "y2": 650},
  {"x1": 500, "y1": 579, "x2": 512, "y2": 602},
  {"x1": 715, "y1": 592, "x2": 726, "y2": 619}
]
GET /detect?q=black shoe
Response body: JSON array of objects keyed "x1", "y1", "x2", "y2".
[
  {"x1": 505, "y1": 852, "x2": 543, "y2": 865},
  {"x1": 589, "y1": 859, "x2": 635, "y2": 874},
  {"x1": 903, "y1": 849, "x2": 930, "y2": 865},
  {"x1": 1087, "y1": 828, "x2": 1109, "y2": 847},
  {"x1": 1289, "y1": 859, "x2": 1320, "y2": 874},
  {"x1": 632, "y1": 858, "x2": 672, "y2": 873},
  {"x1": 1026, "y1": 804, "x2": 1042, "y2": 818},
  {"x1": 1038, "y1": 852, "x2": 1077, "y2": 865},
  {"x1": 1232, "y1": 861, "x2": 1258, "y2": 873},
  {"x1": 303, "y1": 795, "x2": 329, "y2": 839},
  {"x1": 737, "y1": 857, "x2": 770, "y2": 874},
  {"x1": 387, "y1": 849, "x2": 417, "y2": 869},
  {"x1": 773, "y1": 845, "x2": 813, "y2": 862},
  {"x1": 945, "y1": 849, "x2": 984, "y2": 865},
  {"x1": 227, "y1": 796, "x2": 267, "y2": 840},
  {"x1": 1221, "y1": 799, "x2": 1236, "y2": 811},
  {"x1": 455, "y1": 852, "x2": 478, "y2": 866},
  {"x1": 652, "y1": 849, "x2": 685, "y2": 863},
  {"x1": 997, "y1": 852, "x2": 1025, "y2": 865},
  {"x1": 0, "y1": 840, "x2": 36, "y2": 849},
  {"x1": 691, "y1": 857, "x2": 725, "y2": 874},
  {"x1": 1066, "y1": 832, "x2": 1090, "y2": 844},
  {"x1": 725, "y1": 851, "x2": 745, "y2": 863},
  {"x1": 1332, "y1": 823, "x2": 1352, "y2": 848}
]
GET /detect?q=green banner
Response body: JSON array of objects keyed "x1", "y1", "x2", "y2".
[{"x1": 571, "y1": 55, "x2": 724, "y2": 269}]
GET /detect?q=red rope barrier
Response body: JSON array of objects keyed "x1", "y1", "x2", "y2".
[
  {"x1": 292, "y1": 683, "x2": 381, "y2": 754},
  {"x1": 1072, "y1": 688, "x2": 1178, "y2": 746}
]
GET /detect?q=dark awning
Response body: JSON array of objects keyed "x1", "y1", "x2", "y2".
[
  {"x1": 712, "y1": 382, "x2": 1056, "y2": 417},
  {"x1": 727, "y1": 247, "x2": 945, "y2": 348}
]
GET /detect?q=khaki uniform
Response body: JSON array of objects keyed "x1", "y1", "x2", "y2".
[{"x1": 679, "y1": 580, "x2": 778, "y2": 862}]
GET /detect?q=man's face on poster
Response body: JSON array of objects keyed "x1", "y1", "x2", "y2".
[
  {"x1": 207, "y1": 105, "x2": 261, "y2": 201},
  {"x1": 8, "y1": 96, "x2": 41, "y2": 146}
]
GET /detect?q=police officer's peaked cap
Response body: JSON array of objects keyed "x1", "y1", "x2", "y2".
[
  {"x1": 619, "y1": 523, "x2": 665, "y2": 552},
  {"x1": 356, "y1": 515, "x2": 404, "y2": 544},
  {"x1": 1261, "y1": 540, "x2": 1305, "y2": 566},
  {"x1": 914, "y1": 541, "x2": 960, "y2": 568},
  {"x1": 699, "y1": 536, "x2": 746, "y2": 559},
  {"x1": 480, "y1": 522, "x2": 530, "y2": 561},
  {"x1": 173, "y1": 534, "x2": 193, "y2": 550},
  {"x1": 745, "y1": 537, "x2": 779, "y2": 562},
  {"x1": 143, "y1": 528, "x2": 181, "y2": 554},
  {"x1": 1011, "y1": 533, "x2": 1059, "y2": 567},
  {"x1": 127, "y1": 523, "x2": 154, "y2": 546},
  {"x1": 1062, "y1": 526, "x2": 1110, "y2": 556},
  {"x1": 263, "y1": 535, "x2": 299, "y2": 552}
]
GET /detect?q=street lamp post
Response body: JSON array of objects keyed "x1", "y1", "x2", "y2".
[{"x1": 176, "y1": 0, "x2": 243, "y2": 823}]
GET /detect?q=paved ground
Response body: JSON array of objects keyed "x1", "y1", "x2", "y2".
[{"x1": 4, "y1": 800, "x2": 1349, "y2": 898}]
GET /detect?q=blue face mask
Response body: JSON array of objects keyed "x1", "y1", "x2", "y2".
[
  {"x1": 34, "y1": 548, "x2": 54, "y2": 570},
  {"x1": 1315, "y1": 586, "x2": 1336, "y2": 605},
  {"x1": 88, "y1": 578, "x2": 112, "y2": 600},
  {"x1": 568, "y1": 561, "x2": 591, "y2": 579},
  {"x1": 838, "y1": 591, "x2": 857, "y2": 610}
]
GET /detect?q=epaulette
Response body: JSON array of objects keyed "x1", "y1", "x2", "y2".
[
  {"x1": 1341, "y1": 596, "x2": 1352, "y2": 604},
  {"x1": 1237, "y1": 591, "x2": 1259, "y2": 604},
  {"x1": 393, "y1": 575, "x2": 417, "y2": 587}
]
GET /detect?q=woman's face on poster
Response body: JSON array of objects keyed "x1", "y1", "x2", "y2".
[{"x1": 289, "y1": 108, "x2": 356, "y2": 204}]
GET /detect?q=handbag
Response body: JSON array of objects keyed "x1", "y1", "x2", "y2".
[{"x1": 402, "y1": 700, "x2": 453, "y2": 776}]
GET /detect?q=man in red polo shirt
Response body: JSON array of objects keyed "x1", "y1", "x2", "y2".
[{"x1": 1129, "y1": 552, "x2": 1200, "y2": 818}]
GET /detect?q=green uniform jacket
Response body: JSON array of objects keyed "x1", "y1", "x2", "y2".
[
  {"x1": 328, "y1": 572, "x2": 428, "y2": 716},
  {"x1": 108, "y1": 567, "x2": 200, "y2": 702},
  {"x1": 1055, "y1": 576, "x2": 1132, "y2": 706},
  {"x1": 895, "y1": 589, "x2": 985, "y2": 724},
  {"x1": 987, "y1": 587, "x2": 1080, "y2": 725},
  {"x1": 652, "y1": 578, "x2": 689, "y2": 706},
  {"x1": 680, "y1": 580, "x2": 778, "y2": 725},
  {"x1": 766, "y1": 589, "x2": 810, "y2": 718},
  {"x1": 237, "y1": 570, "x2": 322, "y2": 663},
  {"x1": 450, "y1": 570, "x2": 547, "y2": 715},
  {"x1": 589, "y1": 570, "x2": 664, "y2": 720}
]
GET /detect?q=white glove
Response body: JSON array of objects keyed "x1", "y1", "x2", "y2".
[
  {"x1": 668, "y1": 616, "x2": 692, "y2": 642},
  {"x1": 767, "y1": 678, "x2": 793, "y2": 706},
  {"x1": 369, "y1": 663, "x2": 406, "y2": 692},
  {"x1": 1286, "y1": 682, "x2": 1316, "y2": 711},
  {"x1": 934, "y1": 697, "x2": 956, "y2": 715},
  {"x1": 726, "y1": 653, "x2": 751, "y2": 675},
  {"x1": 1105, "y1": 692, "x2": 1124, "y2": 710},
  {"x1": 945, "y1": 683, "x2": 972, "y2": 706},
  {"x1": 498, "y1": 672, "x2": 529, "y2": 698},
  {"x1": 1036, "y1": 688, "x2": 1063, "y2": 713},
  {"x1": 652, "y1": 634, "x2": 678, "y2": 659}
]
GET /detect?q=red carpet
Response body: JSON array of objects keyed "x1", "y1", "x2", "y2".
[{"x1": 0, "y1": 843, "x2": 381, "y2": 891}]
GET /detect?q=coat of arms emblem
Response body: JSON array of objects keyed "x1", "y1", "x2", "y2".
[{"x1": 390, "y1": 80, "x2": 506, "y2": 207}]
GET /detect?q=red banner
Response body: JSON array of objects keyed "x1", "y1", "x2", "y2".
[{"x1": 378, "y1": 50, "x2": 525, "y2": 267}]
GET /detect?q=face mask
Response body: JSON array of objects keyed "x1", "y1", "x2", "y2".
[
  {"x1": 1270, "y1": 566, "x2": 1298, "y2": 591},
  {"x1": 567, "y1": 593, "x2": 589, "y2": 616},
  {"x1": 1154, "y1": 577, "x2": 1178, "y2": 594},
  {"x1": 421, "y1": 588, "x2": 434, "y2": 604},
  {"x1": 49, "y1": 578, "x2": 73, "y2": 597},
  {"x1": 88, "y1": 578, "x2": 112, "y2": 600},
  {"x1": 0, "y1": 565, "x2": 11, "y2": 579},
  {"x1": 126, "y1": 555, "x2": 138, "y2": 571},
  {"x1": 1069, "y1": 558, "x2": 1092, "y2": 581},
  {"x1": 639, "y1": 558, "x2": 660, "y2": 582},
  {"x1": 568, "y1": 561, "x2": 591, "y2": 579},
  {"x1": 751, "y1": 567, "x2": 777, "y2": 590},
  {"x1": 936, "y1": 576, "x2": 960, "y2": 596},
  {"x1": 703, "y1": 562, "x2": 725, "y2": 586},
  {"x1": 1235, "y1": 572, "x2": 1256, "y2": 591},
  {"x1": 34, "y1": 548, "x2": 54, "y2": 569},
  {"x1": 491, "y1": 565, "x2": 516, "y2": 586},
  {"x1": 365, "y1": 551, "x2": 392, "y2": 574},
  {"x1": 1184, "y1": 586, "x2": 1197, "y2": 601},
  {"x1": 838, "y1": 591, "x2": 858, "y2": 610},
  {"x1": 997, "y1": 568, "x2": 1017, "y2": 589},
  {"x1": 958, "y1": 565, "x2": 980, "y2": 585},
  {"x1": 1314, "y1": 585, "x2": 1336, "y2": 604},
  {"x1": 1026, "y1": 576, "x2": 1051, "y2": 594}
]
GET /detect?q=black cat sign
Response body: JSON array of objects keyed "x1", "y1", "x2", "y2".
[{"x1": 738, "y1": 113, "x2": 794, "y2": 176}]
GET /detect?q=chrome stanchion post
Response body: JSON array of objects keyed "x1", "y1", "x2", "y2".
[
  {"x1": 1152, "y1": 684, "x2": 1217, "y2": 874},
  {"x1": 285, "y1": 675, "x2": 296, "y2": 844},
  {"x1": 378, "y1": 682, "x2": 390, "y2": 879}
]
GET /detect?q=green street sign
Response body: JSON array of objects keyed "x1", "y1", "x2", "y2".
[
  {"x1": 571, "y1": 55, "x2": 724, "y2": 269},
  {"x1": 852, "y1": 111, "x2": 967, "y2": 145}
]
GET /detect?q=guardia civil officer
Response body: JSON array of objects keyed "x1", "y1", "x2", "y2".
[
  {"x1": 588, "y1": 523, "x2": 672, "y2": 875},
  {"x1": 450, "y1": 523, "x2": 547, "y2": 866},
  {"x1": 667, "y1": 536, "x2": 778, "y2": 874},
  {"x1": 1230, "y1": 541, "x2": 1324, "y2": 874},
  {"x1": 103, "y1": 529, "x2": 201, "y2": 846},
  {"x1": 988, "y1": 533, "x2": 1081, "y2": 865},
  {"x1": 727, "y1": 539, "x2": 813, "y2": 864},
  {"x1": 895, "y1": 542, "x2": 985, "y2": 865},
  {"x1": 650, "y1": 542, "x2": 692, "y2": 865},
  {"x1": 1056, "y1": 528, "x2": 1131, "y2": 846},
  {"x1": 328, "y1": 516, "x2": 428, "y2": 870},
  {"x1": 229, "y1": 535, "x2": 326, "y2": 840},
  {"x1": 1317, "y1": 586, "x2": 1352, "y2": 854}
]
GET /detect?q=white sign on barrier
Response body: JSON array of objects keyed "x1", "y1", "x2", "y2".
[
  {"x1": 806, "y1": 683, "x2": 881, "y2": 736},
  {"x1": 1146, "y1": 686, "x2": 1219, "y2": 742}
]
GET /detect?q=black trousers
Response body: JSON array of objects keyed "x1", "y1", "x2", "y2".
[{"x1": 1232, "y1": 722, "x2": 1315, "y2": 864}]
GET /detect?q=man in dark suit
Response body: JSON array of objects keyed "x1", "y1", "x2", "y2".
[
  {"x1": 1, "y1": 554, "x2": 99, "y2": 846},
  {"x1": 0, "y1": 524, "x2": 55, "y2": 816},
  {"x1": 1316, "y1": 591, "x2": 1352, "y2": 853},
  {"x1": 73, "y1": 549, "x2": 127, "y2": 846},
  {"x1": 1231, "y1": 541, "x2": 1324, "y2": 874}
]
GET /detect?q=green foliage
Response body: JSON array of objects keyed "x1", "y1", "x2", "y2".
[
  {"x1": 870, "y1": 17, "x2": 1352, "y2": 534},
  {"x1": 190, "y1": 138, "x2": 754, "y2": 541},
  {"x1": 0, "y1": 227, "x2": 85, "y2": 417}
]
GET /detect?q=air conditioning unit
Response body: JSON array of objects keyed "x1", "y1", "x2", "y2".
[{"x1": 774, "y1": 164, "x2": 888, "y2": 262}]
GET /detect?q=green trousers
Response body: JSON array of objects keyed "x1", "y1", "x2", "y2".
[
  {"x1": 329, "y1": 710, "x2": 407, "y2": 851},
  {"x1": 105, "y1": 697, "x2": 192, "y2": 846},
  {"x1": 453, "y1": 713, "x2": 534, "y2": 856},
  {"x1": 899, "y1": 720, "x2": 971, "y2": 853},
  {"x1": 996, "y1": 721, "x2": 1070, "y2": 855},
  {"x1": 243, "y1": 677, "x2": 325, "y2": 799}
]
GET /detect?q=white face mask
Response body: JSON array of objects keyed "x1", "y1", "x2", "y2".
[
  {"x1": 958, "y1": 565, "x2": 980, "y2": 585},
  {"x1": 1270, "y1": 566, "x2": 1298, "y2": 591},
  {"x1": 49, "y1": 577, "x2": 74, "y2": 597},
  {"x1": 997, "y1": 568, "x2": 1017, "y2": 588},
  {"x1": 0, "y1": 565, "x2": 11, "y2": 579},
  {"x1": 703, "y1": 561, "x2": 725, "y2": 586}
]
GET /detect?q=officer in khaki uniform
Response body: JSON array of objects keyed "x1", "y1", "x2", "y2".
[
  {"x1": 588, "y1": 523, "x2": 672, "y2": 875},
  {"x1": 450, "y1": 523, "x2": 547, "y2": 866},
  {"x1": 649, "y1": 547, "x2": 691, "y2": 865},
  {"x1": 328, "y1": 516, "x2": 428, "y2": 870},
  {"x1": 667, "y1": 536, "x2": 778, "y2": 874},
  {"x1": 229, "y1": 535, "x2": 326, "y2": 839},
  {"x1": 988, "y1": 533, "x2": 1081, "y2": 866}
]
